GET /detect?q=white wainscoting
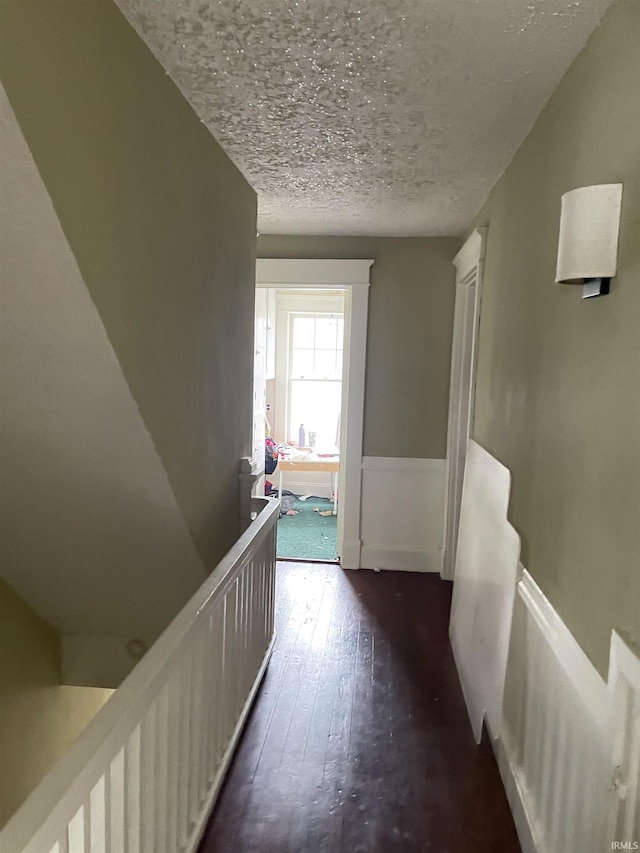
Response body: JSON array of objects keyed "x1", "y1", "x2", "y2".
[
  {"x1": 359, "y1": 457, "x2": 445, "y2": 573},
  {"x1": 499, "y1": 570, "x2": 610, "y2": 853},
  {"x1": 448, "y1": 442, "x2": 640, "y2": 852},
  {"x1": 607, "y1": 632, "x2": 640, "y2": 845}
]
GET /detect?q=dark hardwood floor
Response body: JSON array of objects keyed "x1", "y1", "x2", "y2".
[{"x1": 199, "y1": 562, "x2": 520, "y2": 853}]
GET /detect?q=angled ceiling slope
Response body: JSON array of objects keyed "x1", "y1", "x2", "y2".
[{"x1": 0, "y1": 85, "x2": 206, "y2": 681}]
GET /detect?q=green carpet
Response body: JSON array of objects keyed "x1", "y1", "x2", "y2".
[{"x1": 276, "y1": 497, "x2": 338, "y2": 561}]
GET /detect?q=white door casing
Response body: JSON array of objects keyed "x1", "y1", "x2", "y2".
[
  {"x1": 441, "y1": 228, "x2": 487, "y2": 580},
  {"x1": 255, "y1": 259, "x2": 373, "y2": 569},
  {"x1": 252, "y1": 287, "x2": 268, "y2": 496}
]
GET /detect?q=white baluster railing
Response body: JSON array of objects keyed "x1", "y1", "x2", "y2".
[{"x1": 0, "y1": 496, "x2": 279, "y2": 853}]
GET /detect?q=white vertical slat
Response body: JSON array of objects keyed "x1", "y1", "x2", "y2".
[
  {"x1": 140, "y1": 702, "x2": 157, "y2": 852},
  {"x1": 522, "y1": 621, "x2": 543, "y2": 799},
  {"x1": 165, "y1": 671, "x2": 180, "y2": 853},
  {"x1": 622, "y1": 693, "x2": 640, "y2": 839},
  {"x1": 234, "y1": 576, "x2": 243, "y2": 714},
  {"x1": 537, "y1": 658, "x2": 554, "y2": 836},
  {"x1": 125, "y1": 724, "x2": 141, "y2": 853},
  {"x1": 546, "y1": 699, "x2": 566, "y2": 849},
  {"x1": 89, "y1": 776, "x2": 106, "y2": 853},
  {"x1": 212, "y1": 602, "x2": 225, "y2": 775},
  {"x1": 201, "y1": 614, "x2": 214, "y2": 790},
  {"x1": 198, "y1": 623, "x2": 213, "y2": 806},
  {"x1": 177, "y1": 650, "x2": 192, "y2": 851},
  {"x1": 188, "y1": 635, "x2": 204, "y2": 823},
  {"x1": 68, "y1": 805, "x2": 86, "y2": 853},
  {"x1": 109, "y1": 748, "x2": 125, "y2": 853},
  {"x1": 154, "y1": 687, "x2": 169, "y2": 853}
]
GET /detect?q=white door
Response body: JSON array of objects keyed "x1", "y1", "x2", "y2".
[{"x1": 442, "y1": 229, "x2": 487, "y2": 580}]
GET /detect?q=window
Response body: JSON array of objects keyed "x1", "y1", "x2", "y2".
[{"x1": 287, "y1": 313, "x2": 343, "y2": 450}]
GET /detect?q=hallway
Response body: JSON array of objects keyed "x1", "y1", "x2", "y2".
[{"x1": 199, "y1": 563, "x2": 520, "y2": 853}]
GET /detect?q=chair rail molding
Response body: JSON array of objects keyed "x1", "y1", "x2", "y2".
[{"x1": 256, "y1": 258, "x2": 373, "y2": 569}]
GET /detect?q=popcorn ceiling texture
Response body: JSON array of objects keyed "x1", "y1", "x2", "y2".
[{"x1": 116, "y1": 0, "x2": 613, "y2": 236}]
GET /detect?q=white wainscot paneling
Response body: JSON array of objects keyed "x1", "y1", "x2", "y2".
[
  {"x1": 607, "y1": 632, "x2": 640, "y2": 846},
  {"x1": 447, "y1": 440, "x2": 640, "y2": 853},
  {"x1": 497, "y1": 571, "x2": 640, "y2": 853},
  {"x1": 499, "y1": 570, "x2": 610, "y2": 853},
  {"x1": 449, "y1": 440, "x2": 521, "y2": 743},
  {"x1": 359, "y1": 457, "x2": 445, "y2": 573}
]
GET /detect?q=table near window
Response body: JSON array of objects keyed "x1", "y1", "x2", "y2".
[{"x1": 277, "y1": 455, "x2": 340, "y2": 515}]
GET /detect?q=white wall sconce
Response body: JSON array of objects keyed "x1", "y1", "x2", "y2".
[{"x1": 556, "y1": 183, "x2": 623, "y2": 299}]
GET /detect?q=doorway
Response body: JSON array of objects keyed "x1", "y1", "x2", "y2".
[
  {"x1": 254, "y1": 259, "x2": 373, "y2": 568},
  {"x1": 270, "y1": 290, "x2": 344, "y2": 560}
]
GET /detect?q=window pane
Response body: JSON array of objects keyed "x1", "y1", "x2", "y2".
[
  {"x1": 337, "y1": 318, "x2": 344, "y2": 348},
  {"x1": 292, "y1": 316, "x2": 315, "y2": 348},
  {"x1": 336, "y1": 350, "x2": 343, "y2": 377},
  {"x1": 314, "y1": 316, "x2": 339, "y2": 350},
  {"x1": 314, "y1": 350, "x2": 338, "y2": 379},
  {"x1": 291, "y1": 348, "x2": 314, "y2": 378},
  {"x1": 289, "y1": 380, "x2": 341, "y2": 450}
]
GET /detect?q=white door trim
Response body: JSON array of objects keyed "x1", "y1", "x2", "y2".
[
  {"x1": 441, "y1": 228, "x2": 487, "y2": 580},
  {"x1": 256, "y1": 258, "x2": 374, "y2": 569}
]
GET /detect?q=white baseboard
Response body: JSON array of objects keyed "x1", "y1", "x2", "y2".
[
  {"x1": 359, "y1": 456, "x2": 445, "y2": 574},
  {"x1": 340, "y1": 538, "x2": 361, "y2": 570},
  {"x1": 492, "y1": 730, "x2": 541, "y2": 853},
  {"x1": 360, "y1": 544, "x2": 442, "y2": 573}
]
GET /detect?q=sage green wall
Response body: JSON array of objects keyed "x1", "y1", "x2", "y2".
[
  {"x1": 0, "y1": 580, "x2": 113, "y2": 827},
  {"x1": 470, "y1": 0, "x2": 640, "y2": 675},
  {"x1": 257, "y1": 236, "x2": 460, "y2": 459},
  {"x1": 0, "y1": 0, "x2": 257, "y2": 569}
]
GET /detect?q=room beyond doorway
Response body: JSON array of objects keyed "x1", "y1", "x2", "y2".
[
  {"x1": 255, "y1": 258, "x2": 373, "y2": 569},
  {"x1": 264, "y1": 289, "x2": 344, "y2": 562}
]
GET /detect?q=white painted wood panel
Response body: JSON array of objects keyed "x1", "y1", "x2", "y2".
[
  {"x1": 498, "y1": 570, "x2": 610, "y2": 853},
  {"x1": 359, "y1": 457, "x2": 445, "y2": 573},
  {"x1": 607, "y1": 632, "x2": 640, "y2": 845},
  {"x1": 0, "y1": 492, "x2": 279, "y2": 853},
  {"x1": 449, "y1": 439, "x2": 521, "y2": 742}
]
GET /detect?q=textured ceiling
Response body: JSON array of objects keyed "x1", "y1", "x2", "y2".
[{"x1": 116, "y1": 0, "x2": 613, "y2": 236}]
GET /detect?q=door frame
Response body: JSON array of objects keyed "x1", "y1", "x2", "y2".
[
  {"x1": 256, "y1": 258, "x2": 373, "y2": 569},
  {"x1": 441, "y1": 228, "x2": 487, "y2": 580}
]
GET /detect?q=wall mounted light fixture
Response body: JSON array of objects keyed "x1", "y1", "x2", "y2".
[{"x1": 556, "y1": 183, "x2": 623, "y2": 299}]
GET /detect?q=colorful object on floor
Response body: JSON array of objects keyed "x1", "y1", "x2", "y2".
[{"x1": 276, "y1": 496, "x2": 337, "y2": 561}]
